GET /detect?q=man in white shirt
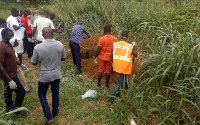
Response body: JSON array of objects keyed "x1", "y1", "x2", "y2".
[
  {"x1": 32, "y1": 10, "x2": 55, "y2": 44},
  {"x1": 7, "y1": 8, "x2": 25, "y2": 64}
]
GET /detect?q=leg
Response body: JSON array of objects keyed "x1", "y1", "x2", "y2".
[
  {"x1": 23, "y1": 37, "x2": 27, "y2": 54},
  {"x1": 13, "y1": 77, "x2": 25, "y2": 108},
  {"x1": 51, "y1": 79, "x2": 60, "y2": 117},
  {"x1": 105, "y1": 61, "x2": 112, "y2": 88},
  {"x1": 27, "y1": 34, "x2": 34, "y2": 58},
  {"x1": 73, "y1": 43, "x2": 82, "y2": 72},
  {"x1": 97, "y1": 72, "x2": 103, "y2": 87},
  {"x1": 3, "y1": 80, "x2": 14, "y2": 110},
  {"x1": 38, "y1": 81, "x2": 53, "y2": 120},
  {"x1": 109, "y1": 73, "x2": 125, "y2": 102},
  {"x1": 17, "y1": 65, "x2": 30, "y2": 92},
  {"x1": 18, "y1": 54, "x2": 22, "y2": 64},
  {"x1": 69, "y1": 42, "x2": 76, "y2": 65}
]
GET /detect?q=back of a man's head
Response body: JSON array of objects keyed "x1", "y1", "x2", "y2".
[
  {"x1": 11, "y1": 8, "x2": 18, "y2": 17},
  {"x1": 77, "y1": 19, "x2": 84, "y2": 25},
  {"x1": 0, "y1": 18, "x2": 6, "y2": 25},
  {"x1": 43, "y1": 10, "x2": 50, "y2": 18},
  {"x1": 121, "y1": 31, "x2": 128, "y2": 38},
  {"x1": 1, "y1": 28, "x2": 13, "y2": 40},
  {"x1": 104, "y1": 25, "x2": 111, "y2": 34},
  {"x1": 42, "y1": 27, "x2": 53, "y2": 39}
]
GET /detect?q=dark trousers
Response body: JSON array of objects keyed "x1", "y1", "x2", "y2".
[
  {"x1": 109, "y1": 73, "x2": 128, "y2": 101},
  {"x1": 4, "y1": 76, "x2": 25, "y2": 109},
  {"x1": 23, "y1": 34, "x2": 35, "y2": 58},
  {"x1": 69, "y1": 42, "x2": 82, "y2": 71},
  {"x1": 38, "y1": 79, "x2": 60, "y2": 120}
]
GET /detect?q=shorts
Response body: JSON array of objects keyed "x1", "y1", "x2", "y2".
[
  {"x1": 14, "y1": 39, "x2": 24, "y2": 54},
  {"x1": 98, "y1": 58, "x2": 112, "y2": 73}
]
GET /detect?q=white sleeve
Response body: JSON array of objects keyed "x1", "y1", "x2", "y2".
[
  {"x1": 49, "y1": 20, "x2": 55, "y2": 29},
  {"x1": 11, "y1": 17, "x2": 19, "y2": 27}
]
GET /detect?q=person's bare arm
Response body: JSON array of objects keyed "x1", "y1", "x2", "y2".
[
  {"x1": 95, "y1": 46, "x2": 102, "y2": 58},
  {"x1": 0, "y1": 62, "x2": 12, "y2": 81},
  {"x1": 13, "y1": 24, "x2": 24, "y2": 31},
  {"x1": 32, "y1": 26, "x2": 37, "y2": 37}
]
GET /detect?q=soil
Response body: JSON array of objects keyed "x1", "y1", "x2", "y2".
[{"x1": 67, "y1": 36, "x2": 143, "y2": 86}]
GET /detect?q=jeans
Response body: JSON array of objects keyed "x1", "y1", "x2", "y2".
[
  {"x1": 69, "y1": 42, "x2": 82, "y2": 71},
  {"x1": 4, "y1": 76, "x2": 25, "y2": 109},
  {"x1": 109, "y1": 73, "x2": 128, "y2": 101},
  {"x1": 38, "y1": 79, "x2": 60, "y2": 120}
]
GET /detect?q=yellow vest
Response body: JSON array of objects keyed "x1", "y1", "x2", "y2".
[{"x1": 113, "y1": 41, "x2": 133, "y2": 74}]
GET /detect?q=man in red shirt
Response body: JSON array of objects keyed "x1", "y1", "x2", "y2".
[
  {"x1": 95, "y1": 26, "x2": 118, "y2": 89},
  {"x1": 21, "y1": 9, "x2": 34, "y2": 58}
]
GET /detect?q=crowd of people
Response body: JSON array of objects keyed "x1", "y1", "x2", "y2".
[{"x1": 0, "y1": 7, "x2": 137, "y2": 125}]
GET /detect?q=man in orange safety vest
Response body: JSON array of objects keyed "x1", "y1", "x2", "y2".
[{"x1": 109, "y1": 31, "x2": 137, "y2": 103}]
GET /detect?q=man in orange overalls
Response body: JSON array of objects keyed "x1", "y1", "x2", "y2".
[{"x1": 109, "y1": 31, "x2": 137, "y2": 103}]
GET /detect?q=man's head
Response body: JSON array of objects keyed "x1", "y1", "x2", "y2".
[
  {"x1": 11, "y1": 8, "x2": 19, "y2": 17},
  {"x1": 1, "y1": 28, "x2": 14, "y2": 43},
  {"x1": 121, "y1": 31, "x2": 128, "y2": 39},
  {"x1": 49, "y1": 12, "x2": 55, "y2": 20},
  {"x1": 42, "y1": 27, "x2": 53, "y2": 39},
  {"x1": 0, "y1": 18, "x2": 7, "y2": 28},
  {"x1": 24, "y1": 9, "x2": 31, "y2": 17},
  {"x1": 77, "y1": 19, "x2": 84, "y2": 25},
  {"x1": 43, "y1": 10, "x2": 50, "y2": 18},
  {"x1": 20, "y1": 9, "x2": 25, "y2": 16},
  {"x1": 104, "y1": 25, "x2": 111, "y2": 35},
  {"x1": 32, "y1": 11, "x2": 37, "y2": 16}
]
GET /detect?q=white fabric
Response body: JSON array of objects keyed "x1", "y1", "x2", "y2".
[
  {"x1": 14, "y1": 39, "x2": 24, "y2": 54},
  {"x1": 7, "y1": 16, "x2": 25, "y2": 40},
  {"x1": 0, "y1": 28, "x2": 4, "y2": 42},
  {"x1": 34, "y1": 17, "x2": 55, "y2": 41}
]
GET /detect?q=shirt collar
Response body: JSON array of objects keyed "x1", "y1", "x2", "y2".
[{"x1": 43, "y1": 39, "x2": 56, "y2": 42}]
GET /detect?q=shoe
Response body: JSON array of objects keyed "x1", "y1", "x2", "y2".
[
  {"x1": 105, "y1": 84, "x2": 110, "y2": 89},
  {"x1": 6, "y1": 106, "x2": 14, "y2": 112},
  {"x1": 76, "y1": 70, "x2": 82, "y2": 74},
  {"x1": 109, "y1": 97, "x2": 114, "y2": 104},
  {"x1": 21, "y1": 64, "x2": 28, "y2": 70},
  {"x1": 53, "y1": 110, "x2": 59, "y2": 118},
  {"x1": 16, "y1": 110, "x2": 29, "y2": 116},
  {"x1": 97, "y1": 83, "x2": 101, "y2": 88},
  {"x1": 45, "y1": 119, "x2": 54, "y2": 125}
]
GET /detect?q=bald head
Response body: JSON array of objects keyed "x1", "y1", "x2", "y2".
[{"x1": 42, "y1": 27, "x2": 53, "y2": 39}]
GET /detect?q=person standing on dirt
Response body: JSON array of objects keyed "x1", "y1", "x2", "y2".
[
  {"x1": 94, "y1": 26, "x2": 118, "y2": 88},
  {"x1": 109, "y1": 31, "x2": 137, "y2": 103},
  {"x1": 32, "y1": 10, "x2": 55, "y2": 44},
  {"x1": 21, "y1": 9, "x2": 35, "y2": 58},
  {"x1": 69, "y1": 19, "x2": 91, "y2": 74},
  {"x1": 0, "y1": 28, "x2": 28, "y2": 116},
  {"x1": 31, "y1": 27, "x2": 66, "y2": 125}
]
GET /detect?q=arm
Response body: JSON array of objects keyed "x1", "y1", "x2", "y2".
[
  {"x1": 83, "y1": 28, "x2": 91, "y2": 38},
  {"x1": 0, "y1": 62, "x2": 12, "y2": 82},
  {"x1": 132, "y1": 46, "x2": 137, "y2": 63},
  {"x1": 32, "y1": 26, "x2": 37, "y2": 38},
  {"x1": 13, "y1": 24, "x2": 24, "y2": 31},
  {"x1": 61, "y1": 46, "x2": 66, "y2": 61},
  {"x1": 31, "y1": 48, "x2": 38, "y2": 66},
  {"x1": 95, "y1": 46, "x2": 102, "y2": 58}
]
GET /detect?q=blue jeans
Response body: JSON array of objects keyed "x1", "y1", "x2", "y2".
[
  {"x1": 109, "y1": 74, "x2": 128, "y2": 101},
  {"x1": 38, "y1": 79, "x2": 60, "y2": 120},
  {"x1": 4, "y1": 76, "x2": 25, "y2": 109}
]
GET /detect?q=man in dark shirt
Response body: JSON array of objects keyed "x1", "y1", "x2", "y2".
[
  {"x1": 69, "y1": 19, "x2": 90, "y2": 74},
  {"x1": 0, "y1": 28, "x2": 27, "y2": 115}
]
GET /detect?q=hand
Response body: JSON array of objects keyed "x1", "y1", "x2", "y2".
[
  {"x1": 94, "y1": 58, "x2": 97, "y2": 63},
  {"x1": 21, "y1": 64, "x2": 28, "y2": 70},
  {"x1": 27, "y1": 37, "x2": 32, "y2": 42},
  {"x1": 8, "y1": 80, "x2": 17, "y2": 89},
  {"x1": 19, "y1": 23, "x2": 25, "y2": 27},
  {"x1": 131, "y1": 42, "x2": 136, "y2": 45}
]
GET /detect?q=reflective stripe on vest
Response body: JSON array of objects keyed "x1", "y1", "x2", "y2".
[
  {"x1": 113, "y1": 43, "x2": 131, "y2": 62},
  {"x1": 113, "y1": 55, "x2": 132, "y2": 62}
]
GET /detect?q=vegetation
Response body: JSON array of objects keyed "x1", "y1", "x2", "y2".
[{"x1": 0, "y1": 0, "x2": 200, "y2": 124}]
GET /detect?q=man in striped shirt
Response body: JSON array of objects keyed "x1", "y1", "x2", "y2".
[{"x1": 69, "y1": 19, "x2": 90, "y2": 74}]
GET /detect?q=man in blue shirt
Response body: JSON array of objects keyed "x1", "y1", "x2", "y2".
[{"x1": 69, "y1": 19, "x2": 90, "y2": 74}]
